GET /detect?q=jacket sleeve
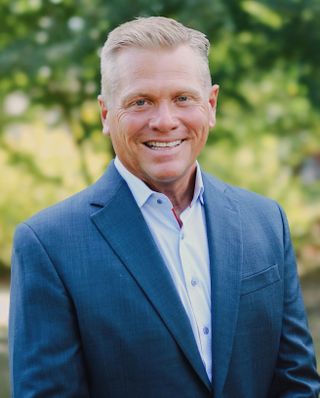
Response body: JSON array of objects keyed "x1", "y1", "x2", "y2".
[
  {"x1": 269, "y1": 205, "x2": 320, "y2": 397},
  {"x1": 9, "y1": 222, "x2": 90, "y2": 397}
]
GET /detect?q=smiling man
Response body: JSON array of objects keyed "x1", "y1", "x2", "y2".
[
  {"x1": 99, "y1": 43, "x2": 218, "y2": 216},
  {"x1": 9, "y1": 16, "x2": 320, "y2": 398}
]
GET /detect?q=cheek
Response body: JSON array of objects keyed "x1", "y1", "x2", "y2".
[
  {"x1": 109, "y1": 118, "x2": 142, "y2": 156},
  {"x1": 183, "y1": 109, "x2": 209, "y2": 134},
  {"x1": 119, "y1": 113, "x2": 147, "y2": 136}
]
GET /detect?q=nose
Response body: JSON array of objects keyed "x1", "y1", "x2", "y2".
[{"x1": 149, "y1": 101, "x2": 179, "y2": 132}]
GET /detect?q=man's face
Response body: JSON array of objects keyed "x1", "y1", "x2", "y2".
[{"x1": 99, "y1": 45, "x2": 219, "y2": 192}]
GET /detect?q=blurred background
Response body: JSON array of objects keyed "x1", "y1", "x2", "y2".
[{"x1": 0, "y1": 0, "x2": 319, "y2": 395}]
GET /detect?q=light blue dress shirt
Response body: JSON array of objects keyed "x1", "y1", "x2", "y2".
[{"x1": 114, "y1": 157, "x2": 212, "y2": 380}]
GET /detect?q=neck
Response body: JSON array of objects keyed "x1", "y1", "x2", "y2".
[{"x1": 146, "y1": 169, "x2": 197, "y2": 217}]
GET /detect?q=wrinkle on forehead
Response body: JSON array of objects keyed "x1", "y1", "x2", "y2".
[{"x1": 112, "y1": 45, "x2": 210, "y2": 103}]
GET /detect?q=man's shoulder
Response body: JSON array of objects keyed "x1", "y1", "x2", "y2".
[
  {"x1": 17, "y1": 162, "x2": 123, "y2": 236},
  {"x1": 14, "y1": 186, "x2": 93, "y2": 244},
  {"x1": 202, "y1": 171, "x2": 281, "y2": 214}
]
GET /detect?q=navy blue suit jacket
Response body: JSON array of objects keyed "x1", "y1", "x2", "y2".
[{"x1": 9, "y1": 161, "x2": 320, "y2": 397}]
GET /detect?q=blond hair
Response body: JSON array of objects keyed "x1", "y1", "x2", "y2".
[{"x1": 100, "y1": 16, "x2": 211, "y2": 105}]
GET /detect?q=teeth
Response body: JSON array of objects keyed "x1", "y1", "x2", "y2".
[{"x1": 146, "y1": 140, "x2": 182, "y2": 148}]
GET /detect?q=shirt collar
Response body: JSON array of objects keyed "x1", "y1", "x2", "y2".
[
  {"x1": 114, "y1": 156, "x2": 204, "y2": 208},
  {"x1": 192, "y1": 164, "x2": 205, "y2": 207}
]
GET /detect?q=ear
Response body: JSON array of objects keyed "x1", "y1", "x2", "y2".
[
  {"x1": 208, "y1": 84, "x2": 219, "y2": 128},
  {"x1": 98, "y1": 94, "x2": 110, "y2": 136}
]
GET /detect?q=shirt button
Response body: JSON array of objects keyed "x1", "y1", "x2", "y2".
[
  {"x1": 180, "y1": 232, "x2": 185, "y2": 240},
  {"x1": 191, "y1": 278, "x2": 198, "y2": 286},
  {"x1": 203, "y1": 326, "x2": 210, "y2": 335},
  {"x1": 157, "y1": 198, "x2": 163, "y2": 204}
]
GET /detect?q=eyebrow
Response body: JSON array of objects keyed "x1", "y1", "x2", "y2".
[
  {"x1": 122, "y1": 92, "x2": 152, "y2": 103},
  {"x1": 122, "y1": 87, "x2": 202, "y2": 104}
]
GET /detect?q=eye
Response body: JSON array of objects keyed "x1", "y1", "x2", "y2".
[
  {"x1": 135, "y1": 99, "x2": 146, "y2": 106},
  {"x1": 177, "y1": 95, "x2": 188, "y2": 102}
]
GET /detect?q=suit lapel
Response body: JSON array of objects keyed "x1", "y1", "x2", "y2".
[
  {"x1": 203, "y1": 173, "x2": 242, "y2": 396},
  {"x1": 89, "y1": 163, "x2": 211, "y2": 391}
]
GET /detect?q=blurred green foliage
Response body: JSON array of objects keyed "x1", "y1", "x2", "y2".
[{"x1": 1, "y1": 0, "x2": 320, "y2": 272}]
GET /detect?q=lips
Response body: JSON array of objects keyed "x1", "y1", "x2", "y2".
[{"x1": 144, "y1": 140, "x2": 183, "y2": 149}]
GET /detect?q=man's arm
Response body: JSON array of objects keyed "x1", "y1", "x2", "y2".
[
  {"x1": 9, "y1": 222, "x2": 89, "y2": 397},
  {"x1": 269, "y1": 205, "x2": 320, "y2": 397}
]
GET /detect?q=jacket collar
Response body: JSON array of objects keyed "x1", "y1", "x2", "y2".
[{"x1": 203, "y1": 172, "x2": 242, "y2": 395}]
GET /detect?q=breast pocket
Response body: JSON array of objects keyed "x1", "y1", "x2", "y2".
[{"x1": 241, "y1": 264, "x2": 280, "y2": 296}]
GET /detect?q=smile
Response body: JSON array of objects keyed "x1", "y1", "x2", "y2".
[{"x1": 144, "y1": 140, "x2": 183, "y2": 149}]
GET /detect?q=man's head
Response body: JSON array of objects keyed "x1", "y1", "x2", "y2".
[
  {"x1": 98, "y1": 17, "x2": 219, "y2": 197},
  {"x1": 100, "y1": 16, "x2": 212, "y2": 106}
]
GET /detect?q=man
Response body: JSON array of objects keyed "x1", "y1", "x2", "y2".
[{"x1": 9, "y1": 16, "x2": 320, "y2": 397}]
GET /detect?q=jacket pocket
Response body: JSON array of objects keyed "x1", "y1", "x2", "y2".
[{"x1": 241, "y1": 264, "x2": 280, "y2": 296}]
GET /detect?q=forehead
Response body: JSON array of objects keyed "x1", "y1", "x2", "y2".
[{"x1": 113, "y1": 45, "x2": 205, "y2": 87}]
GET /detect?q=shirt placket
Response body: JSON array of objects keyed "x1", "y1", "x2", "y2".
[{"x1": 178, "y1": 207, "x2": 212, "y2": 375}]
